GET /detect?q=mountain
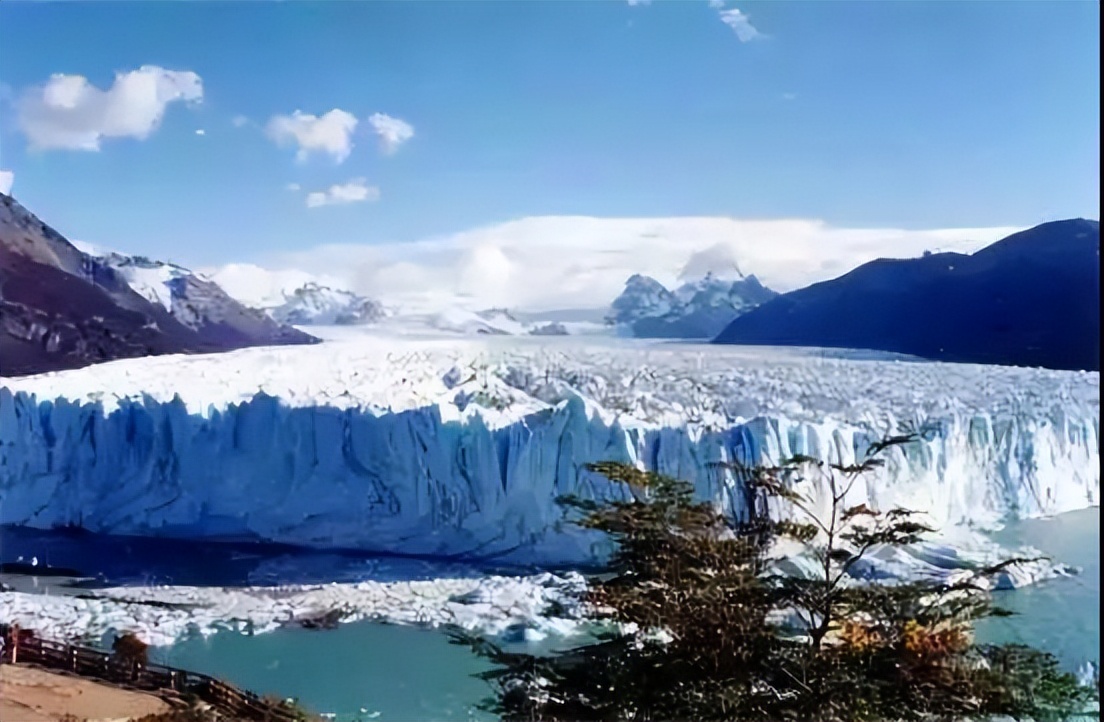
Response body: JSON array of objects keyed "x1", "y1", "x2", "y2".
[
  {"x1": 205, "y1": 265, "x2": 385, "y2": 327},
  {"x1": 713, "y1": 219, "x2": 1101, "y2": 371},
  {"x1": 85, "y1": 248, "x2": 320, "y2": 344},
  {"x1": 0, "y1": 193, "x2": 317, "y2": 377},
  {"x1": 608, "y1": 272, "x2": 779, "y2": 339},
  {"x1": 208, "y1": 261, "x2": 591, "y2": 336},
  {"x1": 205, "y1": 263, "x2": 327, "y2": 310},
  {"x1": 414, "y1": 307, "x2": 566, "y2": 336},
  {"x1": 269, "y1": 282, "x2": 386, "y2": 326}
]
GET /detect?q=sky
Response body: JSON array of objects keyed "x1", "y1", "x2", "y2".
[{"x1": 0, "y1": 0, "x2": 1099, "y2": 310}]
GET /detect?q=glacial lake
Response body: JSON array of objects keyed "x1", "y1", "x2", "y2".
[
  {"x1": 2, "y1": 509, "x2": 1097, "y2": 720},
  {"x1": 143, "y1": 509, "x2": 1099, "y2": 721}
]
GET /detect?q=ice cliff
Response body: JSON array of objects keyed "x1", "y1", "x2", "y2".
[{"x1": 0, "y1": 337, "x2": 1098, "y2": 566}]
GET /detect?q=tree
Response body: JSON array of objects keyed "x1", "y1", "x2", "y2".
[
  {"x1": 451, "y1": 434, "x2": 1095, "y2": 721},
  {"x1": 112, "y1": 631, "x2": 149, "y2": 667}
]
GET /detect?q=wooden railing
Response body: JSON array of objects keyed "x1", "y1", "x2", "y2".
[{"x1": 0, "y1": 625, "x2": 307, "y2": 721}]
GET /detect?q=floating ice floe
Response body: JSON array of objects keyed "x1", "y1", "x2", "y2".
[
  {"x1": 0, "y1": 525, "x2": 1076, "y2": 648},
  {"x1": 0, "y1": 572, "x2": 589, "y2": 648}
]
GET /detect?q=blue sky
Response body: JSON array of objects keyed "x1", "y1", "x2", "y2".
[{"x1": 0, "y1": 0, "x2": 1099, "y2": 273}]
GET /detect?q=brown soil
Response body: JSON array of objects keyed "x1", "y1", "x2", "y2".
[{"x1": 0, "y1": 663, "x2": 171, "y2": 721}]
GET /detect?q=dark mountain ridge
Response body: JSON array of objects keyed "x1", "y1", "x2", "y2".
[{"x1": 713, "y1": 219, "x2": 1100, "y2": 371}]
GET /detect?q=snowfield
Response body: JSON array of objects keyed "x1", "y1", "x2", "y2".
[{"x1": 1, "y1": 333, "x2": 1098, "y2": 566}]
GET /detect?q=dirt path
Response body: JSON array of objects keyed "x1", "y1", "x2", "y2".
[{"x1": 0, "y1": 663, "x2": 171, "y2": 721}]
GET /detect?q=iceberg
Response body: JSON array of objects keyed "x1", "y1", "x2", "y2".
[{"x1": 1, "y1": 336, "x2": 1098, "y2": 566}]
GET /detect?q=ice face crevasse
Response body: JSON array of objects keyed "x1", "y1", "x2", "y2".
[{"x1": 0, "y1": 380, "x2": 1097, "y2": 566}]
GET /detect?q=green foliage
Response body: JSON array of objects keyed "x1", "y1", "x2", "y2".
[
  {"x1": 451, "y1": 435, "x2": 1096, "y2": 721},
  {"x1": 112, "y1": 631, "x2": 150, "y2": 666}
]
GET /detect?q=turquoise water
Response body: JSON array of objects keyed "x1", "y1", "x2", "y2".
[
  {"x1": 976, "y1": 507, "x2": 1100, "y2": 675},
  {"x1": 147, "y1": 509, "x2": 1099, "y2": 721},
  {"x1": 155, "y1": 622, "x2": 497, "y2": 722}
]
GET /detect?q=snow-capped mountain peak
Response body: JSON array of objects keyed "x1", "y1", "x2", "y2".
[
  {"x1": 270, "y1": 281, "x2": 386, "y2": 326},
  {"x1": 204, "y1": 264, "x2": 387, "y2": 327},
  {"x1": 606, "y1": 274, "x2": 679, "y2": 326},
  {"x1": 88, "y1": 251, "x2": 192, "y2": 312},
  {"x1": 80, "y1": 246, "x2": 318, "y2": 340},
  {"x1": 673, "y1": 272, "x2": 775, "y2": 310},
  {"x1": 609, "y1": 268, "x2": 778, "y2": 339}
]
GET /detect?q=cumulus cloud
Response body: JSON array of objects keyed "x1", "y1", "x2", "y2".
[
  {"x1": 679, "y1": 242, "x2": 745, "y2": 281},
  {"x1": 304, "y1": 178, "x2": 380, "y2": 208},
  {"x1": 195, "y1": 128, "x2": 206, "y2": 136},
  {"x1": 368, "y1": 113, "x2": 414, "y2": 155},
  {"x1": 260, "y1": 216, "x2": 1022, "y2": 313},
  {"x1": 718, "y1": 7, "x2": 762, "y2": 41},
  {"x1": 266, "y1": 109, "x2": 358, "y2": 163},
  {"x1": 0, "y1": 170, "x2": 13, "y2": 195},
  {"x1": 17, "y1": 65, "x2": 203, "y2": 151}
]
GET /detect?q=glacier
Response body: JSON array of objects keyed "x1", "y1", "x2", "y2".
[{"x1": 0, "y1": 334, "x2": 1098, "y2": 566}]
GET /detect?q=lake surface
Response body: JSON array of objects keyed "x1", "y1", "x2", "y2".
[
  {"x1": 976, "y1": 507, "x2": 1100, "y2": 675},
  {"x1": 3, "y1": 510, "x2": 1096, "y2": 720},
  {"x1": 154, "y1": 622, "x2": 497, "y2": 722},
  {"x1": 138, "y1": 509, "x2": 1101, "y2": 721}
]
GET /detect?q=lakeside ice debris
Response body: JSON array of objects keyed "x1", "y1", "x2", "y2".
[
  {"x1": 0, "y1": 529, "x2": 1074, "y2": 647},
  {"x1": 0, "y1": 572, "x2": 589, "y2": 648}
]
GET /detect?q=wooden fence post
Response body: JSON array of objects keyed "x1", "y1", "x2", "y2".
[{"x1": 10, "y1": 623, "x2": 17, "y2": 664}]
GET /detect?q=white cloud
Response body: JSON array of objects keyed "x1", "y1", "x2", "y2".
[
  {"x1": 304, "y1": 178, "x2": 380, "y2": 208},
  {"x1": 195, "y1": 128, "x2": 206, "y2": 136},
  {"x1": 368, "y1": 113, "x2": 415, "y2": 155},
  {"x1": 286, "y1": 182, "x2": 301, "y2": 192},
  {"x1": 708, "y1": 0, "x2": 725, "y2": 8},
  {"x1": 679, "y1": 242, "x2": 745, "y2": 281},
  {"x1": 231, "y1": 115, "x2": 251, "y2": 128},
  {"x1": 261, "y1": 216, "x2": 1022, "y2": 313},
  {"x1": 0, "y1": 170, "x2": 13, "y2": 195},
  {"x1": 718, "y1": 7, "x2": 762, "y2": 42},
  {"x1": 626, "y1": 0, "x2": 651, "y2": 5},
  {"x1": 17, "y1": 66, "x2": 203, "y2": 151},
  {"x1": 266, "y1": 109, "x2": 359, "y2": 163}
]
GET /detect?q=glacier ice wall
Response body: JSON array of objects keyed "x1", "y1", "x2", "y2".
[{"x1": 1, "y1": 357, "x2": 1098, "y2": 566}]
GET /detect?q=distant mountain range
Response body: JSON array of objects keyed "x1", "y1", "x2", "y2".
[
  {"x1": 0, "y1": 193, "x2": 317, "y2": 377},
  {"x1": 266, "y1": 282, "x2": 386, "y2": 326},
  {"x1": 714, "y1": 219, "x2": 1101, "y2": 372},
  {"x1": 608, "y1": 271, "x2": 778, "y2": 338},
  {"x1": 402, "y1": 307, "x2": 569, "y2": 336},
  {"x1": 4, "y1": 194, "x2": 1095, "y2": 374}
]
